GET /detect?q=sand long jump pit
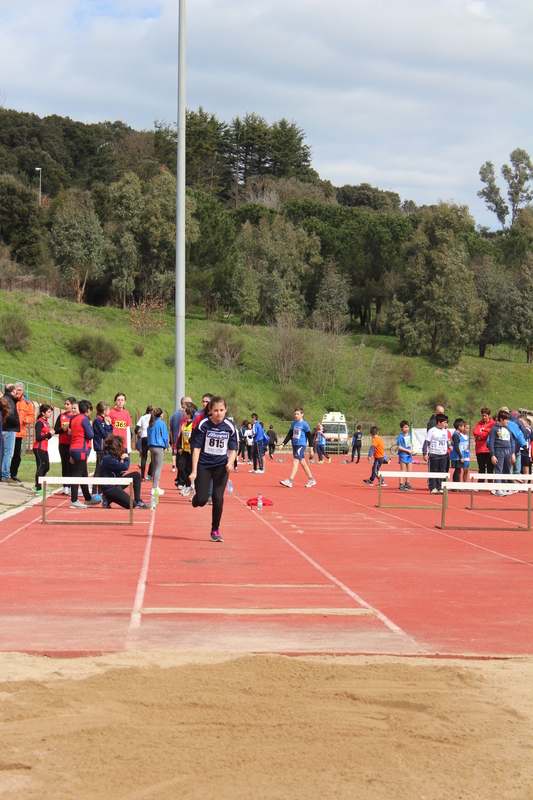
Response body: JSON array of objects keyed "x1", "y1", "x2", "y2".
[{"x1": 0, "y1": 652, "x2": 532, "y2": 799}]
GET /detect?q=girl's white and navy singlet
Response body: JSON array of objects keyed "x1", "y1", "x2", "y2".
[{"x1": 194, "y1": 416, "x2": 238, "y2": 469}]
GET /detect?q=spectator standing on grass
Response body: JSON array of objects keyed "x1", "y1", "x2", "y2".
[
  {"x1": 0, "y1": 396, "x2": 12, "y2": 444},
  {"x1": 147, "y1": 407, "x2": 169, "y2": 498},
  {"x1": 422, "y1": 413, "x2": 449, "y2": 494},
  {"x1": 99, "y1": 435, "x2": 149, "y2": 509},
  {"x1": 473, "y1": 408, "x2": 495, "y2": 482},
  {"x1": 109, "y1": 392, "x2": 132, "y2": 451},
  {"x1": 363, "y1": 426, "x2": 386, "y2": 487},
  {"x1": 10, "y1": 383, "x2": 35, "y2": 483},
  {"x1": 0, "y1": 384, "x2": 21, "y2": 483},
  {"x1": 487, "y1": 410, "x2": 516, "y2": 496},
  {"x1": 32, "y1": 404, "x2": 55, "y2": 495}
]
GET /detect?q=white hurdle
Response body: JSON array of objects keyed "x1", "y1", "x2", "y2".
[
  {"x1": 437, "y1": 481, "x2": 532, "y2": 531},
  {"x1": 39, "y1": 476, "x2": 134, "y2": 526},
  {"x1": 375, "y1": 471, "x2": 450, "y2": 509}
]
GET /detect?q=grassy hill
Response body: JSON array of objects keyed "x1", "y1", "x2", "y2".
[{"x1": 1, "y1": 290, "x2": 533, "y2": 433}]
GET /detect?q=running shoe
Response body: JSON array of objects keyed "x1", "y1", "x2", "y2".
[
  {"x1": 280, "y1": 478, "x2": 293, "y2": 488},
  {"x1": 102, "y1": 498, "x2": 111, "y2": 509},
  {"x1": 430, "y1": 488, "x2": 440, "y2": 494},
  {"x1": 405, "y1": 483, "x2": 415, "y2": 491},
  {"x1": 134, "y1": 500, "x2": 150, "y2": 509},
  {"x1": 363, "y1": 479, "x2": 374, "y2": 486},
  {"x1": 493, "y1": 490, "x2": 505, "y2": 497},
  {"x1": 317, "y1": 461, "x2": 324, "y2": 464},
  {"x1": 91, "y1": 494, "x2": 102, "y2": 502},
  {"x1": 151, "y1": 487, "x2": 165, "y2": 496},
  {"x1": 379, "y1": 481, "x2": 387, "y2": 487},
  {"x1": 172, "y1": 466, "x2": 176, "y2": 473},
  {"x1": 257, "y1": 469, "x2": 266, "y2": 474},
  {"x1": 210, "y1": 530, "x2": 223, "y2": 542},
  {"x1": 249, "y1": 469, "x2": 257, "y2": 474},
  {"x1": 234, "y1": 466, "x2": 238, "y2": 473},
  {"x1": 327, "y1": 458, "x2": 331, "y2": 464},
  {"x1": 86, "y1": 496, "x2": 102, "y2": 506},
  {"x1": 182, "y1": 487, "x2": 194, "y2": 497},
  {"x1": 69, "y1": 500, "x2": 87, "y2": 509},
  {"x1": 207, "y1": 497, "x2": 213, "y2": 505},
  {"x1": 62, "y1": 488, "x2": 70, "y2": 495},
  {"x1": 32, "y1": 487, "x2": 43, "y2": 495},
  {"x1": 305, "y1": 478, "x2": 317, "y2": 488},
  {"x1": 399, "y1": 484, "x2": 407, "y2": 491}
]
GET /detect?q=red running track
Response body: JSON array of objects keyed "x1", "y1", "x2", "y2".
[{"x1": 0, "y1": 458, "x2": 532, "y2": 656}]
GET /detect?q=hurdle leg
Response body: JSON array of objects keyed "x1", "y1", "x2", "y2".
[
  {"x1": 438, "y1": 486, "x2": 448, "y2": 529},
  {"x1": 129, "y1": 481, "x2": 134, "y2": 526},
  {"x1": 42, "y1": 480, "x2": 47, "y2": 525},
  {"x1": 528, "y1": 487, "x2": 531, "y2": 531}
]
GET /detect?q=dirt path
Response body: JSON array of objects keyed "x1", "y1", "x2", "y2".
[{"x1": 0, "y1": 653, "x2": 532, "y2": 799}]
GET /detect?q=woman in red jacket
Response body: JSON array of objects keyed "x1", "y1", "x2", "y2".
[{"x1": 473, "y1": 407, "x2": 496, "y2": 482}]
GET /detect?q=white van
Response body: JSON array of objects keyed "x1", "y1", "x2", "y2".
[{"x1": 321, "y1": 412, "x2": 349, "y2": 454}]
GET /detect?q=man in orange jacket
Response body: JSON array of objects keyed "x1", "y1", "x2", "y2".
[{"x1": 10, "y1": 383, "x2": 36, "y2": 482}]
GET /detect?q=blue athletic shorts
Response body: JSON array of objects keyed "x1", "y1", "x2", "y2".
[{"x1": 293, "y1": 445, "x2": 306, "y2": 461}]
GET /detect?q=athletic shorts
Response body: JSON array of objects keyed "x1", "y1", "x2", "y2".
[
  {"x1": 293, "y1": 445, "x2": 306, "y2": 461},
  {"x1": 462, "y1": 461, "x2": 470, "y2": 469},
  {"x1": 521, "y1": 452, "x2": 531, "y2": 468}
]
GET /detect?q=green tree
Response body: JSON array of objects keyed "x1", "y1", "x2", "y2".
[
  {"x1": 509, "y1": 253, "x2": 533, "y2": 363},
  {"x1": 388, "y1": 203, "x2": 486, "y2": 362},
  {"x1": 234, "y1": 215, "x2": 321, "y2": 322},
  {"x1": 0, "y1": 174, "x2": 43, "y2": 266},
  {"x1": 501, "y1": 148, "x2": 533, "y2": 226},
  {"x1": 477, "y1": 161, "x2": 509, "y2": 228},
  {"x1": 50, "y1": 190, "x2": 104, "y2": 303},
  {"x1": 187, "y1": 191, "x2": 236, "y2": 318},
  {"x1": 471, "y1": 255, "x2": 513, "y2": 357}
]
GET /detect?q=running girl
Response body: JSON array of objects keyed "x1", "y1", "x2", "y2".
[
  {"x1": 189, "y1": 396, "x2": 238, "y2": 542},
  {"x1": 33, "y1": 404, "x2": 55, "y2": 494},
  {"x1": 279, "y1": 407, "x2": 316, "y2": 488}
]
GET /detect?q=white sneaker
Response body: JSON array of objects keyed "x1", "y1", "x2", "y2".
[
  {"x1": 280, "y1": 479, "x2": 293, "y2": 488},
  {"x1": 69, "y1": 500, "x2": 87, "y2": 509},
  {"x1": 62, "y1": 488, "x2": 70, "y2": 496},
  {"x1": 249, "y1": 469, "x2": 257, "y2": 474},
  {"x1": 258, "y1": 469, "x2": 266, "y2": 474},
  {"x1": 305, "y1": 478, "x2": 317, "y2": 488},
  {"x1": 151, "y1": 487, "x2": 165, "y2": 496}
]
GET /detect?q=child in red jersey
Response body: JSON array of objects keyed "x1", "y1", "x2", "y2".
[
  {"x1": 33, "y1": 404, "x2": 55, "y2": 494},
  {"x1": 54, "y1": 396, "x2": 77, "y2": 496},
  {"x1": 69, "y1": 400, "x2": 102, "y2": 508},
  {"x1": 109, "y1": 392, "x2": 133, "y2": 452}
]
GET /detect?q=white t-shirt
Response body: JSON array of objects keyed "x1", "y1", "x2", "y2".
[
  {"x1": 424, "y1": 426, "x2": 448, "y2": 455},
  {"x1": 138, "y1": 413, "x2": 151, "y2": 439},
  {"x1": 244, "y1": 429, "x2": 253, "y2": 446}
]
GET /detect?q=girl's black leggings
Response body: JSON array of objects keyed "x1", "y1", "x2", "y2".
[
  {"x1": 140, "y1": 438, "x2": 153, "y2": 479},
  {"x1": 70, "y1": 459, "x2": 91, "y2": 502},
  {"x1": 59, "y1": 442, "x2": 71, "y2": 488},
  {"x1": 103, "y1": 472, "x2": 142, "y2": 508},
  {"x1": 192, "y1": 465, "x2": 228, "y2": 532},
  {"x1": 34, "y1": 449, "x2": 49, "y2": 489}
]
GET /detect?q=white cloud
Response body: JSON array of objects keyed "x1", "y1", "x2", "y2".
[{"x1": 0, "y1": 0, "x2": 531, "y2": 226}]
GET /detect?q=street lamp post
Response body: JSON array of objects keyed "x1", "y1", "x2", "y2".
[
  {"x1": 174, "y1": 0, "x2": 186, "y2": 411},
  {"x1": 35, "y1": 167, "x2": 42, "y2": 205}
]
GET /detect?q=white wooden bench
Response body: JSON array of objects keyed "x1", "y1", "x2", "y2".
[{"x1": 39, "y1": 477, "x2": 134, "y2": 526}]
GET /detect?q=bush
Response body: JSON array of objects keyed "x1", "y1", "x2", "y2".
[
  {"x1": 133, "y1": 343, "x2": 145, "y2": 358},
  {"x1": 204, "y1": 325, "x2": 245, "y2": 390},
  {"x1": 0, "y1": 311, "x2": 32, "y2": 352},
  {"x1": 69, "y1": 332, "x2": 121, "y2": 371},
  {"x1": 277, "y1": 386, "x2": 302, "y2": 420},
  {"x1": 398, "y1": 357, "x2": 417, "y2": 385},
  {"x1": 78, "y1": 363, "x2": 102, "y2": 395},
  {"x1": 426, "y1": 391, "x2": 450, "y2": 410},
  {"x1": 163, "y1": 354, "x2": 174, "y2": 368}
]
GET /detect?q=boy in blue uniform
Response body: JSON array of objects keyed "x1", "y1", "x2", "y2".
[
  {"x1": 250, "y1": 413, "x2": 265, "y2": 474},
  {"x1": 450, "y1": 418, "x2": 466, "y2": 484},
  {"x1": 461, "y1": 422, "x2": 471, "y2": 482},
  {"x1": 397, "y1": 420, "x2": 414, "y2": 490},
  {"x1": 488, "y1": 410, "x2": 516, "y2": 496},
  {"x1": 280, "y1": 407, "x2": 316, "y2": 488}
]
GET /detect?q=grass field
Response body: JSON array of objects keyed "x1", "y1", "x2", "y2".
[{"x1": 1, "y1": 290, "x2": 533, "y2": 433}]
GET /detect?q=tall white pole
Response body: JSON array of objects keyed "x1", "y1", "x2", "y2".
[
  {"x1": 174, "y1": 0, "x2": 186, "y2": 410},
  {"x1": 36, "y1": 167, "x2": 42, "y2": 205}
]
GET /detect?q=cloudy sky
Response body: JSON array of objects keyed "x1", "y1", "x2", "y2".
[{"x1": 1, "y1": 0, "x2": 532, "y2": 226}]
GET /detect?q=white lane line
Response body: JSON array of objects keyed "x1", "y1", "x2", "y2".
[
  {"x1": 154, "y1": 582, "x2": 334, "y2": 588},
  {"x1": 128, "y1": 509, "x2": 156, "y2": 632},
  {"x1": 234, "y1": 496, "x2": 414, "y2": 639},
  {"x1": 0, "y1": 515, "x2": 41, "y2": 545},
  {"x1": 311, "y1": 486, "x2": 533, "y2": 568},
  {"x1": 140, "y1": 607, "x2": 376, "y2": 616}
]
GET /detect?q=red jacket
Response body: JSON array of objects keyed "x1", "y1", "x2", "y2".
[{"x1": 473, "y1": 418, "x2": 496, "y2": 455}]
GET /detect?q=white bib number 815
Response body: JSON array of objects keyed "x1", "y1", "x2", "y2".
[{"x1": 205, "y1": 435, "x2": 228, "y2": 456}]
